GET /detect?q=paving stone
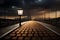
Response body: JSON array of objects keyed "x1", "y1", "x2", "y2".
[
  {"x1": 32, "y1": 37, "x2": 40, "y2": 40},
  {"x1": 11, "y1": 31, "x2": 16, "y2": 34},
  {"x1": 39, "y1": 33, "x2": 44, "y2": 37},
  {"x1": 20, "y1": 31, "x2": 24, "y2": 34},
  {"x1": 34, "y1": 31, "x2": 38, "y2": 33},
  {"x1": 31, "y1": 32, "x2": 35, "y2": 34},
  {"x1": 16, "y1": 34, "x2": 21, "y2": 37},
  {"x1": 32, "y1": 37, "x2": 36, "y2": 40},
  {"x1": 42, "y1": 37, "x2": 52, "y2": 40},
  {"x1": 16, "y1": 32, "x2": 20, "y2": 34},
  {"x1": 9, "y1": 33, "x2": 16, "y2": 37},
  {"x1": 11, "y1": 37, "x2": 17, "y2": 40},
  {"x1": 18, "y1": 37, "x2": 23, "y2": 40},
  {"x1": 22, "y1": 34, "x2": 27, "y2": 37},
  {"x1": 28, "y1": 34, "x2": 33, "y2": 37},
  {"x1": 24, "y1": 37, "x2": 31, "y2": 40},
  {"x1": 34, "y1": 34, "x2": 38, "y2": 36},
  {"x1": 28, "y1": 31, "x2": 32, "y2": 34},
  {"x1": 44, "y1": 34, "x2": 49, "y2": 36}
]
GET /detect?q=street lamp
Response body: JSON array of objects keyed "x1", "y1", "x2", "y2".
[{"x1": 17, "y1": 10, "x2": 23, "y2": 26}]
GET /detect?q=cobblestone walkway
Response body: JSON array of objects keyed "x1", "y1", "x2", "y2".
[{"x1": 1, "y1": 21, "x2": 60, "y2": 40}]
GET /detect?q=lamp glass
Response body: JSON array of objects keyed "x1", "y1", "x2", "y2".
[{"x1": 18, "y1": 10, "x2": 23, "y2": 15}]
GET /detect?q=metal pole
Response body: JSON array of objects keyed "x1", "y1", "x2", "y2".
[{"x1": 19, "y1": 15, "x2": 21, "y2": 26}]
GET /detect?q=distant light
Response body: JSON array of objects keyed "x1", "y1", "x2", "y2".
[
  {"x1": 38, "y1": 0, "x2": 42, "y2": 2},
  {"x1": 12, "y1": 6, "x2": 16, "y2": 8},
  {"x1": 18, "y1": 10, "x2": 23, "y2": 15},
  {"x1": 35, "y1": 0, "x2": 42, "y2": 3}
]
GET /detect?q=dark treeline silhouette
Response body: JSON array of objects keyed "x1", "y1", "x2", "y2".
[
  {"x1": 0, "y1": 17, "x2": 30, "y2": 27},
  {"x1": 0, "y1": 18, "x2": 18, "y2": 27},
  {"x1": 34, "y1": 17, "x2": 60, "y2": 28},
  {"x1": 45, "y1": 17, "x2": 60, "y2": 28}
]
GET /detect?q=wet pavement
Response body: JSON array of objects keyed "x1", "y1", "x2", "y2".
[{"x1": 1, "y1": 21, "x2": 60, "y2": 40}]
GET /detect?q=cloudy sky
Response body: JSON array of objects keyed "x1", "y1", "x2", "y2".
[
  {"x1": 0, "y1": 0, "x2": 57, "y2": 8},
  {"x1": 0, "y1": 0, "x2": 60, "y2": 16}
]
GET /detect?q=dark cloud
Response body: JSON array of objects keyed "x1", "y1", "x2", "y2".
[
  {"x1": 0, "y1": 0, "x2": 60, "y2": 16},
  {"x1": 0, "y1": 0, "x2": 55, "y2": 8},
  {"x1": 0, "y1": 0, "x2": 60, "y2": 8},
  {"x1": 0, "y1": 8, "x2": 18, "y2": 16},
  {"x1": 0, "y1": 0, "x2": 4, "y2": 4}
]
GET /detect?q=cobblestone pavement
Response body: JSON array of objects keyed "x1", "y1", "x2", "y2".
[{"x1": 1, "y1": 21, "x2": 60, "y2": 40}]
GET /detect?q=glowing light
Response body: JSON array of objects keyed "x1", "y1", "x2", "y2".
[
  {"x1": 18, "y1": 10, "x2": 23, "y2": 15},
  {"x1": 35, "y1": 0, "x2": 42, "y2": 3},
  {"x1": 38, "y1": 0, "x2": 42, "y2": 2},
  {"x1": 12, "y1": 6, "x2": 16, "y2": 8}
]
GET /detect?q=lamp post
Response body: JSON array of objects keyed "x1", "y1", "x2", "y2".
[{"x1": 17, "y1": 10, "x2": 23, "y2": 26}]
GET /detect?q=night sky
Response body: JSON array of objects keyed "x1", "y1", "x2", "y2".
[
  {"x1": 0, "y1": 0, "x2": 60, "y2": 16},
  {"x1": 0, "y1": 0, "x2": 59, "y2": 8}
]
